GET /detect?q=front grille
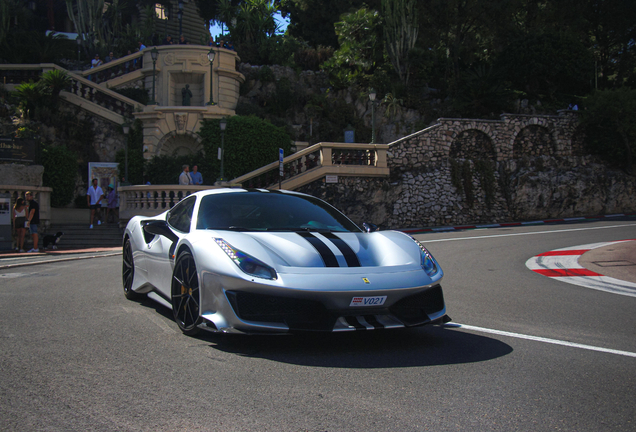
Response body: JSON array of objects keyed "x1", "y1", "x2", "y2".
[
  {"x1": 226, "y1": 291, "x2": 335, "y2": 331},
  {"x1": 389, "y1": 285, "x2": 445, "y2": 326}
]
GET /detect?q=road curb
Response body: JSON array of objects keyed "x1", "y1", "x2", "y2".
[
  {"x1": 0, "y1": 252, "x2": 122, "y2": 270},
  {"x1": 402, "y1": 213, "x2": 636, "y2": 234},
  {"x1": 525, "y1": 240, "x2": 636, "y2": 297}
]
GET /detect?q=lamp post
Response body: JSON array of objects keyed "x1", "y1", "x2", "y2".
[
  {"x1": 207, "y1": 48, "x2": 216, "y2": 105},
  {"x1": 122, "y1": 122, "x2": 130, "y2": 185},
  {"x1": 77, "y1": 37, "x2": 81, "y2": 62},
  {"x1": 369, "y1": 88, "x2": 377, "y2": 144},
  {"x1": 149, "y1": 47, "x2": 158, "y2": 104},
  {"x1": 178, "y1": 0, "x2": 184, "y2": 37},
  {"x1": 218, "y1": 118, "x2": 227, "y2": 182}
]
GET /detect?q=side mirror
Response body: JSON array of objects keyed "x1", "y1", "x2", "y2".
[
  {"x1": 143, "y1": 220, "x2": 179, "y2": 243},
  {"x1": 362, "y1": 222, "x2": 379, "y2": 233}
]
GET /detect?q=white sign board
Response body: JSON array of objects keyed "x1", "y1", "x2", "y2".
[{"x1": 326, "y1": 175, "x2": 338, "y2": 184}]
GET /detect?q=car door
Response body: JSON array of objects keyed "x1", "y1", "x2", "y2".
[{"x1": 146, "y1": 196, "x2": 196, "y2": 297}]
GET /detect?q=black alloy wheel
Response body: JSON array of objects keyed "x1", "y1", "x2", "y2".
[
  {"x1": 122, "y1": 239, "x2": 142, "y2": 300},
  {"x1": 171, "y1": 250, "x2": 202, "y2": 335}
]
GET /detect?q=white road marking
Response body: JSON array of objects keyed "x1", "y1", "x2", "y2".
[
  {"x1": 526, "y1": 240, "x2": 636, "y2": 297},
  {"x1": 422, "y1": 223, "x2": 636, "y2": 243},
  {"x1": 447, "y1": 323, "x2": 636, "y2": 358}
]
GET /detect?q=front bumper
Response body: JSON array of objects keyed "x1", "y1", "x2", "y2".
[{"x1": 200, "y1": 280, "x2": 448, "y2": 334}]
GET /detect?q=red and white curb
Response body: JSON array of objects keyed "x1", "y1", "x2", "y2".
[{"x1": 526, "y1": 240, "x2": 636, "y2": 297}]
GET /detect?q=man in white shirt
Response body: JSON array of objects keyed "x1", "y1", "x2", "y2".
[
  {"x1": 179, "y1": 165, "x2": 192, "y2": 185},
  {"x1": 87, "y1": 178, "x2": 104, "y2": 229}
]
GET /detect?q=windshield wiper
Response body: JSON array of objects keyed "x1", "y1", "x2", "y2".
[{"x1": 205, "y1": 226, "x2": 254, "y2": 231}]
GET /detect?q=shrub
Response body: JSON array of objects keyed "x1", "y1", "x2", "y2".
[
  {"x1": 144, "y1": 153, "x2": 210, "y2": 185},
  {"x1": 199, "y1": 116, "x2": 292, "y2": 181},
  {"x1": 42, "y1": 144, "x2": 78, "y2": 207}
]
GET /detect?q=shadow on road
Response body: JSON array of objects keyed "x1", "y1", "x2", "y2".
[
  {"x1": 133, "y1": 297, "x2": 512, "y2": 368},
  {"x1": 198, "y1": 325, "x2": 512, "y2": 368}
]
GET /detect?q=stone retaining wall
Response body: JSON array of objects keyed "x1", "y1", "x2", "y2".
[{"x1": 297, "y1": 112, "x2": 636, "y2": 228}]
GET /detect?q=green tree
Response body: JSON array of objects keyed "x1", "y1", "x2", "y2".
[
  {"x1": 581, "y1": 88, "x2": 636, "y2": 174},
  {"x1": 382, "y1": 0, "x2": 418, "y2": 86},
  {"x1": 65, "y1": 0, "x2": 105, "y2": 56},
  {"x1": 323, "y1": 7, "x2": 383, "y2": 88},
  {"x1": 585, "y1": 0, "x2": 636, "y2": 89},
  {"x1": 13, "y1": 81, "x2": 47, "y2": 119},
  {"x1": 41, "y1": 69, "x2": 71, "y2": 107},
  {"x1": 496, "y1": 31, "x2": 594, "y2": 101},
  {"x1": 231, "y1": 0, "x2": 281, "y2": 63},
  {"x1": 280, "y1": 0, "x2": 381, "y2": 48}
]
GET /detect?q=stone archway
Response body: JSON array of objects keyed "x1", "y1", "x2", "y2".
[
  {"x1": 513, "y1": 125, "x2": 555, "y2": 158},
  {"x1": 156, "y1": 131, "x2": 204, "y2": 156},
  {"x1": 449, "y1": 129, "x2": 495, "y2": 160}
]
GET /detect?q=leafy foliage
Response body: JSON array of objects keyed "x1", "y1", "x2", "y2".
[
  {"x1": 323, "y1": 7, "x2": 383, "y2": 89},
  {"x1": 42, "y1": 144, "x2": 78, "y2": 207},
  {"x1": 281, "y1": 0, "x2": 382, "y2": 48},
  {"x1": 496, "y1": 31, "x2": 594, "y2": 101},
  {"x1": 198, "y1": 116, "x2": 292, "y2": 180},
  {"x1": 144, "y1": 153, "x2": 210, "y2": 185},
  {"x1": 581, "y1": 88, "x2": 636, "y2": 174}
]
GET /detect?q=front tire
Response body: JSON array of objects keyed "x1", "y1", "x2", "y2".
[
  {"x1": 122, "y1": 238, "x2": 142, "y2": 300},
  {"x1": 171, "y1": 250, "x2": 202, "y2": 335}
]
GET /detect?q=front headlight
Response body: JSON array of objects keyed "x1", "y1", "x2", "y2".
[
  {"x1": 412, "y1": 237, "x2": 439, "y2": 277},
  {"x1": 214, "y1": 238, "x2": 277, "y2": 280}
]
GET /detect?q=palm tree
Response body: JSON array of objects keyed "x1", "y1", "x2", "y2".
[{"x1": 41, "y1": 69, "x2": 72, "y2": 106}]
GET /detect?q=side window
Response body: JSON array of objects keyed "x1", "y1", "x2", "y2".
[{"x1": 167, "y1": 196, "x2": 196, "y2": 233}]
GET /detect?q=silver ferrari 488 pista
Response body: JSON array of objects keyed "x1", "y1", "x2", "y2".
[{"x1": 122, "y1": 188, "x2": 449, "y2": 335}]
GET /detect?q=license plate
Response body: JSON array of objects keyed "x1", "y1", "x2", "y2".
[{"x1": 349, "y1": 296, "x2": 387, "y2": 307}]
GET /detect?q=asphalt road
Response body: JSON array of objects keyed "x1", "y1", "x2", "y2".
[{"x1": 0, "y1": 220, "x2": 635, "y2": 431}]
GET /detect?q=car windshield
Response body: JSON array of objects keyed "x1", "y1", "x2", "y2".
[{"x1": 196, "y1": 191, "x2": 361, "y2": 232}]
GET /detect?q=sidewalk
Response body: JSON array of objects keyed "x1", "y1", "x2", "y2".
[{"x1": 0, "y1": 246, "x2": 121, "y2": 269}]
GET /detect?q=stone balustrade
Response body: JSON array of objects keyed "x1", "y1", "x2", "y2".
[
  {"x1": 233, "y1": 142, "x2": 390, "y2": 190},
  {"x1": 118, "y1": 185, "x2": 223, "y2": 221},
  {"x1": 80, "y1": 51, "x2": 144, "y2": 84},
  {"x1": 0, "y1": 186, "x2": 53, "y2": 229}
]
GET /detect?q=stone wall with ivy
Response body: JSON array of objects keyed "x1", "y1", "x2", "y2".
[{"x1": 298, "y1": 111, "x2": 636, "y2": 229}]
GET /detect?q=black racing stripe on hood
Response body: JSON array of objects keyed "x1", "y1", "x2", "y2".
[
  {"x1": 297, "y1": 232, "x2": 339, "y2": 267},
  {"x1": 321, "y1": 232, "x2": 361, "y2": 267}
]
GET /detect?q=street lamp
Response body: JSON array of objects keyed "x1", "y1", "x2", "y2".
[
  {"x1": 217, "y1": 118, "x2": 227, "y2": 182},
  {"x1": 178, "y1": 0, "x2": 184, "y2": 38},
  {"x1": 369, "y1": 88, "x2": 377, "y2": 144},
  {"x1": 122, "y1": 122, "x2": 130, "y2": 185},
  {"x1": 206, "y1": 48, "x2": 216, "y2": 105},
  {"x1": 149, "y1": 47, "x2": 159, "y2": 104},
  {"x1": 76, "y1": 37, "x2": 81, "y2": 62}
]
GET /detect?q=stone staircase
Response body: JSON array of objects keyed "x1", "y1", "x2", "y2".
[
  {"x1": 45, "y1": 208, "x2": 123, "y2": 250},
  {"x1": 44, "y1": 222, "x2": 123, "y2": 249}
]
